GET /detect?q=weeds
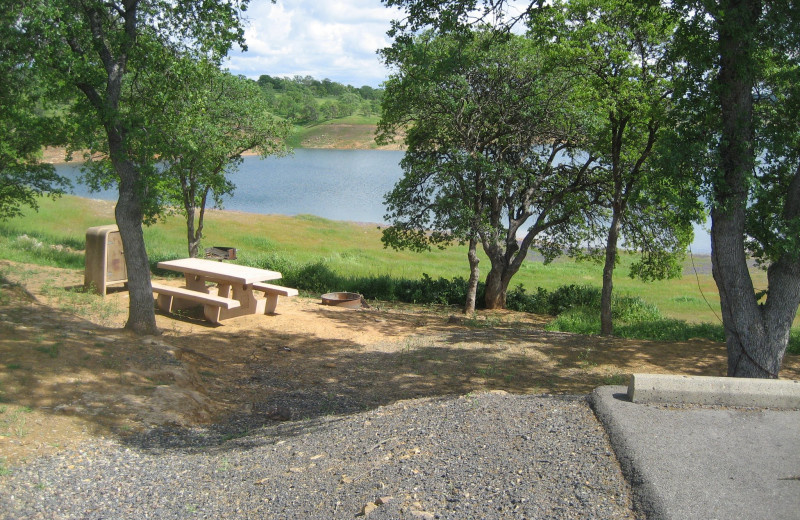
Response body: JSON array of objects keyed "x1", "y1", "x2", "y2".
[
  {"x1": 0, "y1": 458, "x2": 11, "y2": 476},
  {"x1": 477, "y1": 365, "x2": 500, "y2": 377},
  {"x1": 0, "y1": 406, "x2": 34, "y2": 438},
  {"x1": 464, "y1": 315, "x2": 501, "y2": 329},
  {"x1": 578, "y1": 347, "x2": 597, "y2": 368},
  {"x1": 40, "y1": 283, "x2": 120, "y2": 325},
  {"x1": 34, "y1": 343, "x2": 60, "y2": 359},
  {"x1": 602, "y1": 373, "x2": 629, "y2": 386}
]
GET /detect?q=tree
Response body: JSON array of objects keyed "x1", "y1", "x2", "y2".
[
  {"x1": 671, "y1": 0, "x2": 800, "y2": 377},
  {"x1": 0, "y1": 2, "x2": 69, "y2": 221},
  {"x1": 21, "y1": 0, "x2": 255, "y2": 335},
  {"x1": 84, "y1": 57, "x2": 291, "y2": 258},
  {"x1": 535, "y1": 0, "x2": 701, "y2": 335},
  {"x1": 379, "y1": 30, "x2": 601, "y2": 312}
]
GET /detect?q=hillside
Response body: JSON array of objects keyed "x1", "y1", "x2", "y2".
[{"x1": 290, "y1": 121, "x2": 404, "y2": 150}]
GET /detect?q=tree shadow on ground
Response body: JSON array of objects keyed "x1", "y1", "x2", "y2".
[{"x1": 2, "y1": 267, "x2": 799, "y2": 460}]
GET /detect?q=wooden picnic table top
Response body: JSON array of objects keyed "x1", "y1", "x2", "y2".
[{"x1": 157, "y1": 258, "x2": 282, "y2": 285}]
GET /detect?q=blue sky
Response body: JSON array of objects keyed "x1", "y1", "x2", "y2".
[{"x1": 225, "y1": 0, "x2": 402, "y2": 88}]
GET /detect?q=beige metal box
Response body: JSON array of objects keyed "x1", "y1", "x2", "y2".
[{"x1": 84, "y1": 224, "x2": 127, "y2": 296}]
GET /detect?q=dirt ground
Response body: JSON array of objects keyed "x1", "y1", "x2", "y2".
[{"x1": 1, "y1": 261, "x2": 799, "y2": 468}]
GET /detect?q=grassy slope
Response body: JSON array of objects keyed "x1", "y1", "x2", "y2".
[
  {"x1": 1, "y1": 194, "x2": 736, "y2": 327},
  {"x1": 288, "y1": 115, "x2": 403, "y2": 150}
]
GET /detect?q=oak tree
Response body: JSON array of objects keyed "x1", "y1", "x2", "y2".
[
  {"x1": 20, "y1": 0, "x2": 255, "y2": 334},
  {"x1": 379, "y1": 30, "x2": 601, "y2": 311}
]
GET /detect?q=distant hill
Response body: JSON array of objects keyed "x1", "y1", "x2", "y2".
[{"x1": 289, "y1": 117, "x2": 404, "y2": 151}]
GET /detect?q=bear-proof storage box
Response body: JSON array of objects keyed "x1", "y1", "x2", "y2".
[{"x1": 84, "y1": 225, "x2": 127, "y2": 296}]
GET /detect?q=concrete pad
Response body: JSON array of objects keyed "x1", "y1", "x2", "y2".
[
  {"x1": 591, "y1": 386, "x2": 800, "y2": 520},
  {"x1": 627, "y1": 373, "x2": 800, "y2": 408}
]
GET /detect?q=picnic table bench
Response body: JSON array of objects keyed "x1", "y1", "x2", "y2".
[
  {"x1": 150, "y1": 282, "x2": 241, "y2": 324},
  {"x1": 153, "y1": 258, "x2": 298, "y2": 324},
  {"x1": 251, "y1": 282, "x2": 300, "y2": 314}
]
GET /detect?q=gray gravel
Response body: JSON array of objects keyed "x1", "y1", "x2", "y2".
[{"x1": 1, "y1": 392, "x2": 636, "y2": 519}]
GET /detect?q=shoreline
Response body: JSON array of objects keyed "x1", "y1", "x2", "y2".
[{"x1": 40, "y1": 145, "x2": 404, "y2": 165}]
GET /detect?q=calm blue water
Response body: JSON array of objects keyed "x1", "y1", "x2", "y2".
[
  {"x1": 56, "y1": 149, "x2": 405, "y2": 225},
  {"x1": 55, "y1": 148, "x2": 712, "y2": 253}
]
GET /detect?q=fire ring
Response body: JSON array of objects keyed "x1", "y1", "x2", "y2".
[{"x1": 321, "y1": 292, "x2": 363, "y2": 308}]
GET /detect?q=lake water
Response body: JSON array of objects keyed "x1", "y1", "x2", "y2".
[
  {"x1": 56, "y1": 149, "x2": 405, "y2": 225},
  {"x1": 55, "y1": 148, "x2": 711, "y2": 253}
]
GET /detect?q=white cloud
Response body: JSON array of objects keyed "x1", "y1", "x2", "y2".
[{"x1": 225, "y1": 0, "x2": 401, "y2": 88}]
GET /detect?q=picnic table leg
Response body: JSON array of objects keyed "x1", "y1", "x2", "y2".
[
  {"x1": 156, "y1": 294, "x2": 174, "y2": 312},
  {"x1": 219, "y1": 284, "x2": 266, "y2": 319},
  {"x1": 168, "y1": 274, "x2": 214, "y2": 311},
  {"x1": 264, "y1": 294, "x2": 280, "y2": 314},
  {"x1": 216, "y1": 282, "x2": 231, "y2": 298},
  {"x1": 203, "y1": 305, "x2": 223, "y2": 324}
]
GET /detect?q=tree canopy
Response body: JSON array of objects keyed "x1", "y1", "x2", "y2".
[{"x1": 0, "y1": 2, "x2": 69, "y2": 221}]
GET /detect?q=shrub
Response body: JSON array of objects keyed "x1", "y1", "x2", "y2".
[
  {"x1": 615, "y1": 319, "x2": 725, "y2": 342},
  {"x1": 506, "y1": 285, "x2": 550, "y2": 314},
  {"x1": 547, "y1": 284, "x2": 601, "y2": 315},
  {"x1": 291, "y1": 261, "x2": 341, "y2": 294},
  {"x1": 612, "y1": 295, "x2": 662, "y2": 322},
  {"x1": 546, "y1": 306, "x2": 601, "y2": 335},
  {"x1": 788, "y1": 330, "x2": 800, "y2": 355}
]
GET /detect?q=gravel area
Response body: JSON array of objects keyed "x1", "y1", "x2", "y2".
[{"x1": 1, "y1": 392, "x2": 636, "y2": 519}]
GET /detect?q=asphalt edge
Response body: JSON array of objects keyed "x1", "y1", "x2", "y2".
[{"x1": 589, "y1": 386, "x2": 666, "y2": 520}]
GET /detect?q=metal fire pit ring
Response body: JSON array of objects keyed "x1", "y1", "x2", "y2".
[{"x1": 321, "y1": 292, "x2": 363, "y2": 308}]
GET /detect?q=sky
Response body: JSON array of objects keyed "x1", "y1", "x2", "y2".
[{"x1": 224, "y1": 0, "x2": 403, "y2": 88}]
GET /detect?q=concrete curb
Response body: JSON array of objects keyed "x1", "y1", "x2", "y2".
[
  {"x1": 627, "y1": 373, "x2": 800, "y2": 408},
  {"x1": 589, "y1": 387, "x2": 668, "y2": 520}
]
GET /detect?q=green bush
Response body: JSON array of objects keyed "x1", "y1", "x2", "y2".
[
  {"x1": 506, "y1": 285, "x2": 550, "y2": 314},
  {"x1": 291, "y1": 261, "x2": 341, "y2": 294},
  {"x1": 547, "y1": 284, "x2": 601, "y2": 315},
  {"x1": 546, "y1": 306, "x2": 600, "y2": 335},
  {"x1": 788, "y1": 330, "x2": 800, "y2": 355},
  {"x1": 615, "y1": 319, "x2": 726, "y2": 342},
  {"x1": 613, "y1": 295, "x2": 663, "y2": 322}
]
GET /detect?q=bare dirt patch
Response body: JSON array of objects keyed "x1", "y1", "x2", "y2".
[{"x1": 1, "y1": 260, "x2": 798, "y2": 467}]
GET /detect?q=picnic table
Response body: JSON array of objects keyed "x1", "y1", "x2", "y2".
[{"x1": 152, "y1": 258, "x2": 298, "y2": 324}]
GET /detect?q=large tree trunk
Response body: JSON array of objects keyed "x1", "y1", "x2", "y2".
[
  {"x1": 600, "y1": 210, "x2": 621, "y2": 335},
  {"x1": 484, "y1": 264, "x2": 506, "y2": 309},
  {"x1": 113, "y1": 158, "x2": 159, "y2": 336},
  {"x1": 464, "y1": 237, "x2": 480, "y2": 314},
  {"x1": 712, "y1": 0, "x2": 796, "y2": 377},
  {"x1": 484, "y1": 256, "x2": 519, "y2": 309}
]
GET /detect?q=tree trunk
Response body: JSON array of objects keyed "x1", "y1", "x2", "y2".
[
  {"x1": 464, "y1": 237, "x2": 480, "y2": 314},
  {"x1": 186, "y1": 205, "x2": 199, "y2": 258},
  {"x1": 601, "y1": 210, "x2": 621, "y2": 335},
  {"x1": 710, "y1": 209, "x2": 796, "y2": 377},
  {"x1": 484, "y1": 265, "x2": 506, "y2": 309},
  {"x1": 484, "y1": 256, "x2": 518, "y2": 309},
  {"x1": 712, "y1": 0, "x2": 794, "y2": 377},
  {"x1": 113, "y1": 159, "x2": 159, "y2": 336}
]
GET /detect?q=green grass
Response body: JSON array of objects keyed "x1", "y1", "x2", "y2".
[
  {"x1": 0, "y1": 457, "x2": 11, "y2": 476},
  {"x1": 1, "y1": 193, "x2": 799, "y2": 354}
]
